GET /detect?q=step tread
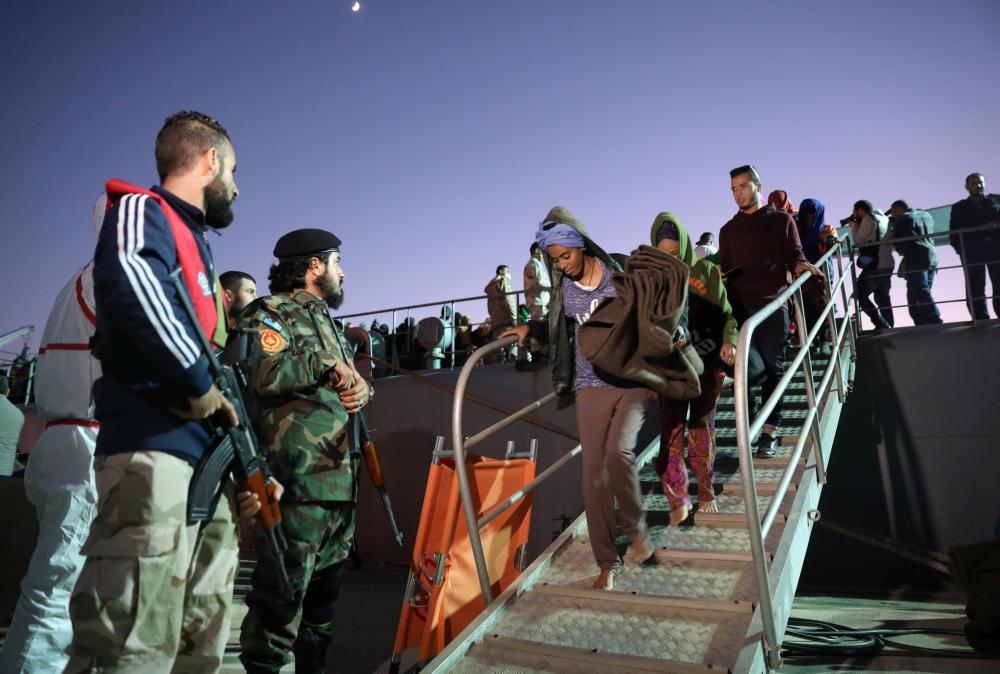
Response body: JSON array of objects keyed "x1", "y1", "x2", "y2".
[
  {"x1": 458, "y1": 636, "x2": 721, "y2": 673},
  {"x1": 540, "y1": 540, "x2": 759, "y2": 602},
  {"x1": 483, "y1": 591, "x2": 750, "y2": 667}
]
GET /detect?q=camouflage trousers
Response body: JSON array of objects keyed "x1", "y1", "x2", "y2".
[
  {"x1": 65, "y1": 451, "x2": 239, "y2": 673},
  {"x1": 239, "y1": 500, "x2": 355, "y2": 673}
]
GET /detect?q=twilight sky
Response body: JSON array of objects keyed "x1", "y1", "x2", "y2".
[{"x1": 2, "y1": 0, "x2": 999, "y2": 355}]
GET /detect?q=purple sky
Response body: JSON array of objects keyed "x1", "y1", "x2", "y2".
[{"x1": 2, "y1": 0, "x2": 999, "y2": 355}]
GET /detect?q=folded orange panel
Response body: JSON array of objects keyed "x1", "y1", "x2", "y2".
[{"x1": 391, "y1": 452, "x2": 535, "y2": 669}]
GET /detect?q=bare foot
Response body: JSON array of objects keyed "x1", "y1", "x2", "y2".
[
  {"x1": 699, "y1": 499, "x2": 719, "y2": 514},
  {"x1": 628, "y1": 536, "x2": 655, "y2": 566},
  {"x1": 669, "y1": 504, "x2": 690, "y2": 526},
  {"x1": 593, "y1": 568, "x2": 615, "y2": 590}
]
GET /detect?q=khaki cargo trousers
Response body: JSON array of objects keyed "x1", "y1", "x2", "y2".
[{"x1": 65, "y1": 450, "x2": 239, "y2": 673}]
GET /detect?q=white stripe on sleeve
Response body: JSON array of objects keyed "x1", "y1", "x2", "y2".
[{"x1": 115, "y1": 194, "x2": 198, "y2": 368}]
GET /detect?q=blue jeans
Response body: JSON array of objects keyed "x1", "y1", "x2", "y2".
[
  {"x1": 905, "y1": 265, "x2": 942, "y2": 325},
  {"x1": 856, "y1": 267, "x2": 894, "y2": 328}
]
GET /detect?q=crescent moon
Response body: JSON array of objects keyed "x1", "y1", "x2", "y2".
[{"x1": 352, "y1": 1, "x2": 360, "y2": 11}]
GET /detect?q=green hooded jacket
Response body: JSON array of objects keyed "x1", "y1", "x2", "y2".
[
  {"x1": 528, "y1": 206, "x2": 622, "y2": 409},
  {"x1": 650, "y1": 212, "x2": 738, "y2": 371}
]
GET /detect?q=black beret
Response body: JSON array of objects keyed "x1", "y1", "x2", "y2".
[{"x1": 273, "y1": 228, "x2": 342, "y2": 259}]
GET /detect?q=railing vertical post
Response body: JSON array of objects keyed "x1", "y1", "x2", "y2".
[
  {"x1": 406, "y1": 307, "x2": 412, "y2": 362},
  {"x1": 734, "y1": 321, "x2": 780, "y2": 668},
  {"x1": 451, "y1": 337, "x2": 519, "y2": 606},
  {"x1": 838, "y1": 241, "x2": 859, "y2": 353},
  {"x1": 391, "y1": 309, "x2": 399, "y2": 368},
  {"x1": 23, "y1": 359, "x2": 36, "y2": 405},
  {"x1": 449, "y1": 300, "x2": 457, "y2": 370},
  {"x1": 827, "y1": 250, "x2": 849, "y2": 403},
  {"x1": 793, "y1": 287, "x2": 826, "y2": 485},
  {"x1": 959, "y1": 230, "x2": 975, "y2": 321}
]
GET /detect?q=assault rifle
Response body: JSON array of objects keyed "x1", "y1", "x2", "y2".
[
  {"x1": 356, "y1": 411, "x2": 404, "y2": 546},
  {"x1": 331, "y1": 322, "x2": 404, "y2": 546},
  {"x1": 170, "y1": 269, "x2": 293, "y2": 599}
]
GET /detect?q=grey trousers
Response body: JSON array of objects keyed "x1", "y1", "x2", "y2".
[{"x1": 575, "y1": 386, "x2": 654, "y2": 571}]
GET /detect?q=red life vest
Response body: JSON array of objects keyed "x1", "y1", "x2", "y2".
[{"x1": 105, "y1": 179, "x2": 228, "y2": 348}]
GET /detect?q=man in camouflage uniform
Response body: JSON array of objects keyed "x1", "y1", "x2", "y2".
[{"x1": 237, "y1": 228, "x2": 371, "y2": 674}]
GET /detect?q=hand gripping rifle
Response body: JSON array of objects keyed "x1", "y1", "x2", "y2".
[
  {"x1": 331, "y1": 323, "x2": 403, "y2": 546},
  {"x1": 170, "y1": 269, "x2": 293, "y2": 599}
]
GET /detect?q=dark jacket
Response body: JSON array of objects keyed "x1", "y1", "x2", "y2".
[
  {"x1": 525, "y1": 206, "x2": 621, "y2": 408},
  {"x1": 577, "y1": 245, "x2": 704, "y2": 400},
  {"x1": 892, "y1": 208, "x2": 938, "y2": 271},
  {"x1": 92, "y1": 186, "x2": 219, "y2": 464},
  {"x1": 718, "y1": 204, "x2": 807, "y2": 315},
  {"x1": 950, "y1": 193, "x2": 1000, "y2": 262}
]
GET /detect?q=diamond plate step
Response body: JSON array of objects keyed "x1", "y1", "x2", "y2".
[
  {"x1": 481, "y1": 590, "x2": 751, "y2": 668},
  {"x1": 641, "y1": 491, "x2": 786, "y2": 529},
  {"x1": 638, "y1": 464, "x2": 802, "y2": 496},
  {"x1": 538, "y1": 537, "x2": 759, "y2": 602},
  {"x1": 534, "y1": 583, "x2": 753, "y2": 614},
  {"x1": 457, "y1": 636, "x2": 718, "y2": 673}
]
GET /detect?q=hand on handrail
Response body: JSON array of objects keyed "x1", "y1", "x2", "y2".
[
  {"x1": 793, "y1": 260, "x2": 825, "y2": 279},
  {"x1": 501, "y1": 325, "x2": 530, "y2": 347}
]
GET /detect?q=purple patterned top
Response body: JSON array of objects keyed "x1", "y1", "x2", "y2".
[{"x1": 561, "y1": 263, "x2": 616, "y2": 390}]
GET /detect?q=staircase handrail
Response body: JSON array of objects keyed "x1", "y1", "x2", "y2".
[
  {"x1": 451, "y1": 335, "x2": 579, "y2": 605},
  {"x1": 734, "y1": 239, "x2": 857, "y2": 670}
]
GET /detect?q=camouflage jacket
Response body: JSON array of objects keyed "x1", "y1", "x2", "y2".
[{"x1": 237, "y1": 289, "x2": 357, "y2": 502}]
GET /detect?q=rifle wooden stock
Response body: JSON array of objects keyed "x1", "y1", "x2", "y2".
[
  {"x1": 242, "y1": 469, "x2": 282, "y2": 531},
  {"x1": 361, "y1": 440, "x2": 385, "y2": 487}
]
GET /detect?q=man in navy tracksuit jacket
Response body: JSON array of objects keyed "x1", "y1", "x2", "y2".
[{"x1": 66, "y1": 111, "x2": 247, "y2": 673}]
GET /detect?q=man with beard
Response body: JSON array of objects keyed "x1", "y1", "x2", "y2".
[
  {"x1": 950, "y1": 172, "x2": 1000, "y2": 319},
  {"x1": 65, "y1": 111, "x2": 249, "y2": 672},
  {"x1": 236, "y1": 228, "x2": 371, "y2": 674},
  {"x1": 220, "y1": 270, "x2": 258, "y2": 328}
]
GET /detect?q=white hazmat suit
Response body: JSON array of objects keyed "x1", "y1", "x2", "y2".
[{"x1": 0, "y1": 202, "x2": 103, "y2": 674}]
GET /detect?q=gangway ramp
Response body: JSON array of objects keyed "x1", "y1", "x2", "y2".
[
  {"x1": 423, "y1": 356, "x2": 848, "y2": 673},
  {"x1": 424, "y1": 244, "x2": 857, "y2": 674}
]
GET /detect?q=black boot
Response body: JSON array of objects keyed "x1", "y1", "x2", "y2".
[{"x1": 293, "y1": 640, "x2": 328, "y2": 674}]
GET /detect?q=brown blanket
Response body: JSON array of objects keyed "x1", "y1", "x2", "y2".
[{"x1": 578, "y1": 245, "x2": 704, "y2": 399}]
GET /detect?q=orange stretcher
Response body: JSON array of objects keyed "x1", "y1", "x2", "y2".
[{"x1": 390, "y1": 447, "x2": 536, "y2": 671}]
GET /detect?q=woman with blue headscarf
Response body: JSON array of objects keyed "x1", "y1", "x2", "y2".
[
  {"x1": 504, "y1": 206, "x2": 655, "y2": 591},
  {"x1": 797, "y1": 198, "x2": 839, "y2": 356}
]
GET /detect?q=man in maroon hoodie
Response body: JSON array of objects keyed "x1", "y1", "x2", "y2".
[{"x1": 719, "y1": 165, "x2": 821, "y2": 457}]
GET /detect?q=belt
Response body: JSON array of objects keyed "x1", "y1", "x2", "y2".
[{"x1": 45, "y1": 419, "x2": 100, "y2": 429}]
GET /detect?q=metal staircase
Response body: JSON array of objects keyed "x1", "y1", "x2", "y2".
[{"x1": 423, "y1": 245, "x2": 857, "y2": 674}]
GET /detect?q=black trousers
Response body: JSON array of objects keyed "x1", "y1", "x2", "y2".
[
  {"x1": 965, "y1": 258, "x2": 1000, "y2": 320},
  {"x1": 742, "y1": 306, "x2": 789, "y2": 429}
]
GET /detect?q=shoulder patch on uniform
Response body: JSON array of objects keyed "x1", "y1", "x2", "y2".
[{"x1": 260, "y1": 328, "x2": 286, "y2": 353}]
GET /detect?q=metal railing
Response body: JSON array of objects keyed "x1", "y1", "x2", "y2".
[
  {"x1": 450, "y1": 335, "x2": 583, "y2": 605},
  {"x1": 734, "y1": 240, "x2": 857, "y2": 671},
  {"x1": 842, "y1": 221, "x2": 1000, "y2": 330},
  {"x1": 336, "y1": 288, "x2": 531, "y2": 371},
  {"x1": 2, "y1": 359, "x2": 36, "y2": 405}
]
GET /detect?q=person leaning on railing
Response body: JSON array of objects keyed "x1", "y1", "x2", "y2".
[
  {"x1": 845, "y1": 200, "x2": 894, "y2": 330},
  {"x1": 889, "y1": 200, "x2": 942, "y2": 326}
]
